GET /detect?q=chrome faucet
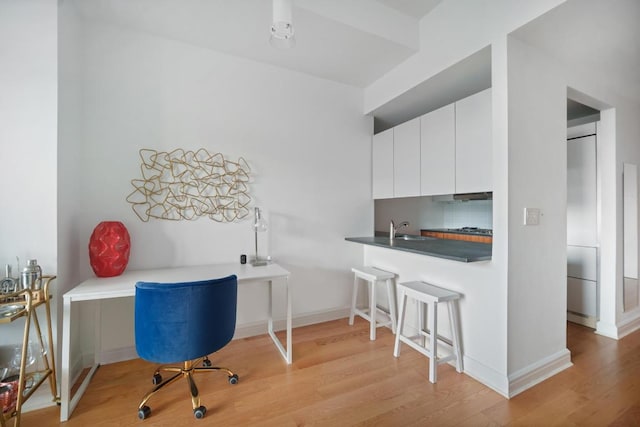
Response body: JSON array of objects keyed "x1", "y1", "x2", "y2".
[{"x1": 389, "y1": 220, "x2": 409, "y2": 242}]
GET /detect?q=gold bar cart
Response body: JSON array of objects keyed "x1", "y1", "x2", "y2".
[{"x1": 1, "y1": 276, "x2": 58, "y2": 427}]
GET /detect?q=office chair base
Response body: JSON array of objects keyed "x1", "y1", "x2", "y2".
[
  {"x1": 137, "y1": 357, "x2": 238, "y2": 420},
  {"x1": 194, "y1": 406, "x2": 206, "y2": 419},
  {"x1": 138, "y1": 405, "x2": 151, "y2": 420}
]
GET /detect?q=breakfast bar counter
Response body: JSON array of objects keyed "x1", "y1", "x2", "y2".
[{"x1": 345, "y1": 236, "x2": 492, "y2": 262}]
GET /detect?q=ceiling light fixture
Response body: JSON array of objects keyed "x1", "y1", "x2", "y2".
[{"x1": 270, "y1": 0, "x2": 295, "y2": 49}]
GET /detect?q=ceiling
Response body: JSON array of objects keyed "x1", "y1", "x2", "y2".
[
  {"x1": 69, "y1": 0, "x2": 639, "y2": 127},
  {"x1": 372, "y1": 46, "x2": 491, "y2": 132},
  {"x1": 71, "y1": 0, "x2": 443, "y2": 88},
  {"x1": 567, "y1": 99, "x2": 599, "y2": 122}
]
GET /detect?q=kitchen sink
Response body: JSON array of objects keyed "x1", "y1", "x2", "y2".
[{"x1": 395, "y1": 234, "x2": 434, "y2": 241}]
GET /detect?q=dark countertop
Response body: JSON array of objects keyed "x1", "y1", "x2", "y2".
[{"x1": 345, "y1": 236, "x2": 492, "y2": 262}]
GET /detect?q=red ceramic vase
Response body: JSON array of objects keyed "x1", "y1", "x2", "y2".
[{"x1": 88, "y1": 221, "x2": 131, "y2": 277}]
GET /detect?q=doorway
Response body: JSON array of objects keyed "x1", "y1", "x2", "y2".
[
  {"x1": 566, "y1": 99, "x2": 600, "y2": 328},
  {"x1": 565, "y1": 90, "x2": 620, "y2": 338}
]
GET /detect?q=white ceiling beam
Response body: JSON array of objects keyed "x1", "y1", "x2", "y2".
[{"x1": 295, "y1": 0, "x2": 419, "y2": 50}]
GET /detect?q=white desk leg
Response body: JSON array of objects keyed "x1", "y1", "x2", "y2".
[
  {"x1": 61, "y1": 299, "x2": 103, "y2": 422},
  {"x1": 94, "y1": 300, "x2": 102, "y2": 365},
  {"x1": 60, "y1": 297, "x2": 72, "y2": 421},
  {"x1": 267, "y1": 277, "x2": 292, "y2": 364},
  {"x1": 286, "y1": 275, "x2": 292, "y2": 364},
  {"x1": 267, "y1": 279, "x2": 273, "y2": 334}
]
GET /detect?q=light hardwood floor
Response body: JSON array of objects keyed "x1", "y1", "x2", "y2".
[{"x1": 20, "y1": 318, "x2": 640, "y2": 426}]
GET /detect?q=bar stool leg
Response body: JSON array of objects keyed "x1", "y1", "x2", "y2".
[
  {"x1": 349, "y1": 275, "x2": 359, "y2": 326},
  {"x1": 369, "y1": 280, "x2": 376, "y2": 340},
  {"x1": 448, "y1": 300, "x2": 464, "y2": 373},
  {"x1": 417, "y1": 301, "x2": 426, "y2": 347},
  {"x1": 393, "y1": 290, "x2": 407, "y2": 357},
  {"x1": 385, "y1": 278, "x2": 397, "y2": 334},
  {"x1": 428, "y1": 301, "x2": 438, "y2": 383}
]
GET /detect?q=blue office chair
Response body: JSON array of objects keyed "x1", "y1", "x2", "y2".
[{"x1": 134, "y1": 275, "x2": 238, "y2": 420}]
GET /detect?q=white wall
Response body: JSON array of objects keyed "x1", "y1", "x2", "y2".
[
  {"x1": 57, "y1": 0, "x2": 86, "y2": 382},
  {"x1": 64, "y1": 19, "x2": 372, "y2": 364},
  {"x1": 505, "y1": 37, "x2": 571, "y2": 385},
  {"x1": 0, "y1": 0, "x2": 58, "y2": 410},
  {"x1": 0, "y1": 2, "x2": 58, "y2": 265},
  {"x1": 0, "y1": 0, "x2": 58, "y2": 346}
]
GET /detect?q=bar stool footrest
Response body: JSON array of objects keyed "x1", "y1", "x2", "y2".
[{"x1": 353, "y1": 307, "x2": 394, "y2": 328}]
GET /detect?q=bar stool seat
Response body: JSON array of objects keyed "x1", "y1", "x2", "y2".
[
  {"x1": 393, "y1": 281, "x2": 463, "y2": 383},
  {"x1": 349, "y1": 266, "x2": 397, "y2": 340}
]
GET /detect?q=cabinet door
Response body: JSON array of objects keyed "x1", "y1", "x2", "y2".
[
  {"x1": 567, "y1": 245, "x2": 597, "y2": 281},
  {"x1": 455, "y1": 88, "x2": 492, "y2": 193},
  {"x1": 567, "y1": 277, "x2": 597, "y2": 317},
  {"x1": 393, "y1": 117, "x2": 421, "y2": 197},
  {"x1": 421, "y1": 104, "x2": 455, "y2": 195},
  {"x1": 372, "y1": 128, "x2": 394, "y2": 199}
]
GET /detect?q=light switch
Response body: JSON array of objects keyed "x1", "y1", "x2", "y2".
[{"x1": 524, "y1": 208, "x2": 540, "y2": 225}]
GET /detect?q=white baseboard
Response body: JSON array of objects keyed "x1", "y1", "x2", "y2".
[
  {"x1": 567, "y1": 312, "x2": 597, "y2": 328},
  {"x1": 595, "y1": 319, "x2": 620, "y2": 339},
  {"x1": 507, "y1": 348, "x2": 572, "y2": 398},
  {"x1": 97, "y1": 307, "x2": 353, "y2": 365},
  {"x1": 595, "y1": 312, "x2": 640, "y2": 340},
  {"x1": 463, "y1": 349, "x2": 573, "y2": 399},
  {"x1": 617, "y1": 314, "x2": 640, "y2": 339},
  {"x1": 462, "y1": 355, "x2": 510, "y2": 398},
  {"x1": 20, "y1": 386, "x2": 57, "y2": 412},
  {"x1": 21, "y1": 357, "x2": 86, "y2": 413},
  {"x1": 98, "y1": 346, "x2": 138, "y2": 365}
]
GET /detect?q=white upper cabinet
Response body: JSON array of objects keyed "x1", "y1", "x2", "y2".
[
  {"x1": 372, "y1": 88, "x2": 492, "y2": 199},
  {"x1": 420, "y1": 104, "x2": 455, "y2": 196},
  {"x1": 455, "y1": 88, "x2": 492, "y2": 193},
  {"x1": 372, "y1": 127, "x2": 394, "y2": 199},
  {"x1": 393, "y1": 117, "x2": 421, "y2": 198}
]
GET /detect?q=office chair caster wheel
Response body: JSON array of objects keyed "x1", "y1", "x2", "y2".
[
  {"x1": 138, "y1": 405, "x2": 151, "y2": 420},
  {"x1": 194, "y1": 405, "x2": 207, "y2": 419},
  {"x1": 152, "y1": 373, "x2": 162, "y2": 385},
  {"x1": 202, "y1": 358, "x2": 212, "y2": 367},
  {"x1": 228, "y1": 374, "x2": 239, "y2": 385}
]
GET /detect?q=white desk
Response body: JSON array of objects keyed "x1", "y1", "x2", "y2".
[{"x1": 60, "y1": 262, "x2": 291, "y2": 421}]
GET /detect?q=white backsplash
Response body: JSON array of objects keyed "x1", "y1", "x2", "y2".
[
  {"x1": 443, "y1": 199, "x2": 493, "y2": 229},
  {"x1": 375, "y1": 196, "x2": 492, "y2": 233}
]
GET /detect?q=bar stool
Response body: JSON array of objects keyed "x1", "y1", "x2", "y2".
[
  {"x1": 349, "y1": 266, "x2": 397, "y2": 340},
  {"x1": 393, "y1": 281, "x2": 463, "y2": 383}
]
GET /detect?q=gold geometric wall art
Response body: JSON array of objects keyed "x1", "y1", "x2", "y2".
[{"x1": 126, "y1": 148, "x2": 252, "y2": 222}]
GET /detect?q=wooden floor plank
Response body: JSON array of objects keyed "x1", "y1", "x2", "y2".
[{"x1": 18, "y1": 319, "x2": 640, "y2": 427}]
